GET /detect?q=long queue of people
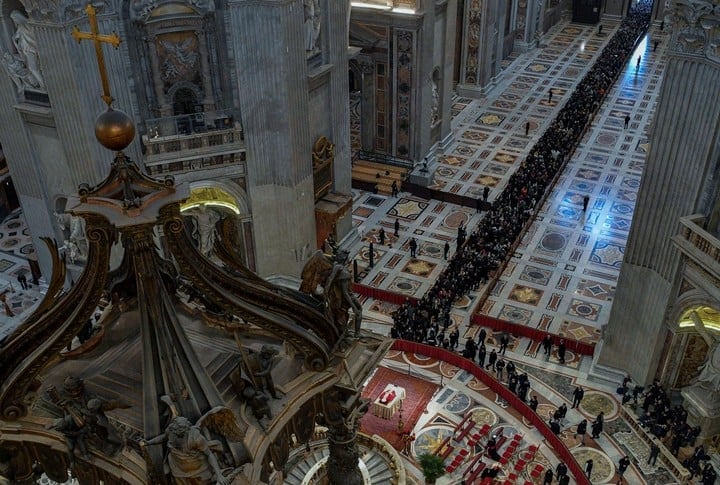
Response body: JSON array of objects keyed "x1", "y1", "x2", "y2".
[{"x1": 391, "y1": 1, "x2": 652, "y2": 347}]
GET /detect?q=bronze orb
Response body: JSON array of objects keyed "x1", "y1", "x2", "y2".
[{"x1": 95, "y1": 108, "x2": 136, "y2": 151}]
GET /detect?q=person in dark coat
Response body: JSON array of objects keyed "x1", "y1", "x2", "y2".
[
  {"x1": 542, "y1": 334, "x2": 553, "y2": 356},
  {"x1": 486, "y1": 349, "x2": 497, "y2": 370},
  {"x1": 409, "y1": 238, "x2": 417, "y2": 258},
  {"x1": 591, "y1": 412, "x2": 604, "y2": 439},
  {"x1": 618, "y1": 456, "x2": 631, "y2": 477},
  {"x1": 648, "y1": 440, "x2": 660, "y2": 465},
  {"x1": 556, "y1": 462, "x2": 568, "y2": 480},
  {"x1": 585, "y1": 459, "x2": 594, "y2": 478},
  {"x1": 529, "y1": 395, "x2": 539, "y2": 412},
  {"x1": 477, "y1": 327, "x2": 487, "y2": 345},
  {"x1": 572, "y1": 386, "x2": 585, "y2": 408},
  {"x1": 558, "y1": 339, "x2": 566, "y2": 363},
  {"x1": 499, "y1": 334, "x2": 509, "y2": 355},
  {"x1": 543, "y1": 469, "x2": 553, "y2": 485},
  {"x1": 575, "y1": 419, "x2": 587, "y2": 444},
  {"x1": 477, "y1": 344, "x2": 487, "y2": 368}
]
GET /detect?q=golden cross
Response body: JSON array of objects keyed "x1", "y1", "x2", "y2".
[{"x1": 71, "y1": 4, "x2": 121, "y2": 107}]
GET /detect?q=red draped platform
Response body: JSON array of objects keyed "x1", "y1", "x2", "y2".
[{"x1": 359, "y1": 366, "x2": 438, "y2": 450}]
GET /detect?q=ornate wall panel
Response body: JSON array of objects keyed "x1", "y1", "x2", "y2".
[
  {"x1": 464, "y1": 0, "x2": 482, "y2": 84},
  {"x1": 394, "y1": 29, "x2": 413, "y2": 157}
]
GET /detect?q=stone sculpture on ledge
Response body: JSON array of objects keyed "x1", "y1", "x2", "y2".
[
  {"x1": 300, "y1": 249, "x2": 363, "y2": 337},
  {"x1": 142, "y1": 397, "x2": 248, "y2": 485}
]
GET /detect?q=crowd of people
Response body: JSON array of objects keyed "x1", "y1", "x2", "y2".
[
  {"x1": 628, "y1": 378, "x2": 715, "y2": 480},
  {"x1": 391, "y1": 0, "x2": 651, "y2": 352},
  {"x1": 384, "y1": 1, "x2": 719, "y2": 482}
]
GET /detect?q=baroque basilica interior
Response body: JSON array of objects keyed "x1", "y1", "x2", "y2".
[{"x1": 0, "y1": 0, "x2": 719, "y2": 484}]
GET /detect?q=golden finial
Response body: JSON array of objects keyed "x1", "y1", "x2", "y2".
[{"x1": 72, "y1": 4, "x2": 134, "y2": 151}]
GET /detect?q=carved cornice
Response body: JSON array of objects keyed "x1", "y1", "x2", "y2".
[
  {"x1": 129, "y1": 0, "x2": 216, "y2": 23},
  {"x1": 23, "y1": 0, "x2": 116, "y2": 24},
  {"x1": 670, "y1": 0, "x2": 720, "y2": 64}
]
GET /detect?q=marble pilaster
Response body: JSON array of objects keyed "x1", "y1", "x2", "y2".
[
  {"x1": 358, "y1": 58, "x2": 375, "y2": 152},
  {"x1": 325, "y1": 0, "x2": 352, "y2": 196},
  {"x1": 393, "y1": 28, "x2": 415, "y2": 158},
  {"x1": 603, "y1": 0, "x2": 630, "y2": 19},
  {"x1": 457, "y1": 0, "x2": 502, "y2": 97},
  {"x1": 197, "y1": 30, "x2": 216, "y2": 111},
  {"x1": 227, "y1": 0, "x2": 316, "y2": 278},
  {"x1": 596, "y1": 1, "x2": 720, "y2": 384},
  {"x1": 438, "y1": 0, "x2": 458, "y2": 144}
]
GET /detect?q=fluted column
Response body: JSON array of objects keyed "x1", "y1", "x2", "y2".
[
  {"x1": 596, "y1": 0, "x2": 720, "y2": 384},
  {"x1": 227, "y1": 0, "x2": 315, "y2": 278},
  {"x1": 358, "y1": 58, "x2": 375, "y2": 152},
  {"x1": 326, "y1": 0, "x2": 352, "y2": 195}
]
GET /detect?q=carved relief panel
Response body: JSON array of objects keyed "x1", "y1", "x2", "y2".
[{"x1": 126, "y1": 1, "x2": 219, "y2": 118}]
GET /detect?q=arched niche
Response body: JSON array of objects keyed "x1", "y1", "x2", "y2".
[
  {"x1": 178, "y1": 180, "x2": 256, "y2": 270},
  {"x1": 661, "y1": 300, "x2": 720, "y2": 390}
]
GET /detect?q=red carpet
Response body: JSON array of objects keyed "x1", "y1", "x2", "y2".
[{"x1": 360, "y1": 366, "x2": 438, "y2": 450}]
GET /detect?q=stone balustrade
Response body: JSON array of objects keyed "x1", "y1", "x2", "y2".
[
  {"x1": 286, "y1": 431, "x2": 405, "y2": 485},
  {"x1": 141, "y1": 127, "x2": 246, "y2": 176},
  {"x1": 620, "y1": 404, "x2": 691, "y2": 484},
  {"x1": 673, "y1": 214, "x2": 720, "y2": 280}
]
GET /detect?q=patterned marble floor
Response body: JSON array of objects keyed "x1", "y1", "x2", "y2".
[
  {"x1": 370, "y1": 351, "x2": 674, "y2": 485},
  {"x1": 349, "y1": 19, "x2": 669, "y2": 349},
  {"x1": 346, "y1": 17, "x2": 674, "y2": 485},
  {"x1": 0, "y1": 16, "x2": 678, "y2": 485},
  {"x1": 0, "y1": 209, "x2": 44, "y2": 343}
]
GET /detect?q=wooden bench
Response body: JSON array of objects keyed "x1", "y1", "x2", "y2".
[
  {"x1": 352, "y1": 164, "x2": 405, "y2": 180},
  {"x1": 354, "y1": 158, "x2": 409, "y2": 175},
  {"x1": 454, "y1": 419, "x2": 477, "y2": 442},
  {"x1": 350, "y1": 171, "x2": 395, "y2": 194}
]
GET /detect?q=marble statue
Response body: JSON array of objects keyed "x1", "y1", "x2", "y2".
[
  {"x1": 9, "y1": 11, "x2": 43, "y2": 90},
  {"x1": 690, "y1": 310, "x2": 720, "y2": 393},
  {"x1": 245, "y1": 345, "x2": 280, "y2": 399},
  {"x1": 189, "y1": 205, "x2": 221, "y2": 257},
  {"x1": 61, "y1": 239, "x2": 79, "y2": 264},
  {"x1": 325, "y1": 250, "x2": 363, "y2": 336},
  {"x1": 300, "y1": 250, "x2": 363, "y2": 336},
  {"x1": 143, "y1": 398, "x2": 246, "y2": 485},
  {"x1": 303, "y1": 0, "x2": 321, "y2": 52},
  {"x1": 44, "y1": 377, "x2": 126, "y2": 466},
  {"x1": 430, "y1": 77, "x2": 440, "y2": 125},
  {"x1": 1, "y1": 52, "x2": 39, "y2": 93},
  {"x1": 46, "y1": 414, "x2": 89, "y2": 467},
  {"x1": 55, "y1": 212, "x2": 87, "y2": 261}
]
